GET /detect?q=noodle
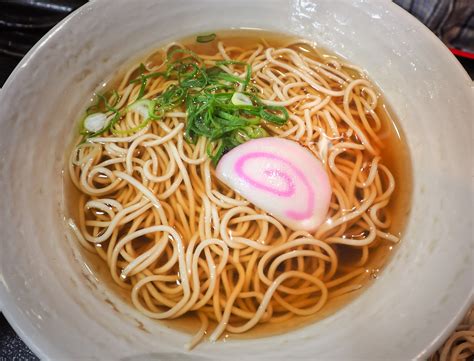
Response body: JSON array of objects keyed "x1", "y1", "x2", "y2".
[
  {"x1": 429, "y1": 304, "x2": 474, "y2": 361},
  {"x1": 67, "y1": 33, "x2": 404, "y2": 349}
]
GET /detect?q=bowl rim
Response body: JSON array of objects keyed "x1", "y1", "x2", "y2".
[{"x1": 0, "y1": 0, "x2": 472, "y2": 359}]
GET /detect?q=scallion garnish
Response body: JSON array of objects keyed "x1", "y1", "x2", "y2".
[
  {"x1": 196, "y1": 33, "x2": 217, "y2": 43},
  {"x1": 80, "y1": 48, "x2": 289, "y2": 162},
  {"x1": 83, "y1": 113, "x2": 108, "y2": 133}
]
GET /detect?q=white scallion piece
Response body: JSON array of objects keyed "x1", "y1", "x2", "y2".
[
  {"x1": 84, "y1": 113, "x2": 108, "y2": 133},
  {"x1": 231, "y1": 92, "x2": 252, "y2": 106},
  {"x1": 129, "y1": 99, "x2": 151, "y2": 118}
]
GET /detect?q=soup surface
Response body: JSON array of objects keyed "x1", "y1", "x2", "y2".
[{"x1": 65, "y1": 30, "x2": 412, "y2": 348}]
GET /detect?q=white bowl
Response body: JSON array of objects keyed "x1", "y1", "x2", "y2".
[{"x1": 0, "y1": 0, "x2": 472, "y2": 359}]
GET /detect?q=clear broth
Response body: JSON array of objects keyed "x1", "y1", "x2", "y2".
[{"x1": 63, "y1": 29, "x2": 413, "y2": 340}]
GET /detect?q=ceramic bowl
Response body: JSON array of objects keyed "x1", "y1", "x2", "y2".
[{"x1": 0, "y1": 0, "x2": 472, "y2": 359}]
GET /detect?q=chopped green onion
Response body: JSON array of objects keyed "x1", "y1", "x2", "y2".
[
  {"x1": 84, "y1": 113, "x2": 108, "y2": 133},
  {"x1": 260, "y1": 106, "x2": 289, "y2": 125},
  {"x1": 231, "y1": 92, "x2": 253, "y2": 106},
  {"x1": 128, "y1": 99, "x2": 152, "y2": 118},
  {"x1": 166, "y1": 48, "x2": 202, "y2": 63},
  {"x1": 196, "y1": 33, "x2": 216, "y2": 43},
  {"x1": 78, "y1": 48, "x2": 290, "y2": 162},
  {"x1": 112, "y1": 118, "x2": 150, "y2": 135}
]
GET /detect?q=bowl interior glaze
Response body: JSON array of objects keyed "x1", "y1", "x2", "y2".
[{"x1": 0, "y1": 0, "x2": 472, "y2": 359}]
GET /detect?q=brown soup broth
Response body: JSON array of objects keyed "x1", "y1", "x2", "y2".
[{"x1": 63, "y1": 29, "x2": 412, "y2": 339}]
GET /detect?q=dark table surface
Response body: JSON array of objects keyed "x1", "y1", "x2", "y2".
[{"x1": 0, "y1": 1, "x2": 473, "y2": 360}]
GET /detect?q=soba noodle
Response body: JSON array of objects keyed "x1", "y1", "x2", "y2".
[
  {"x1": 68, "y1": 33, "x2": 403, "y2": 348},
  {"x1": 429, "y1": 304, "x2": 474, "y2": 361}
]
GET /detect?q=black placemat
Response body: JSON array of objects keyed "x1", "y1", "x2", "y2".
[{"x1": 0, "y1": 314, "x2": 38, "y2": 360}]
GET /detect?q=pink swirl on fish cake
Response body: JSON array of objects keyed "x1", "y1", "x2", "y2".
[
  {"x1": 234, "y1": 152, "x2": 315, "y2": 220},
  {"x1": 216, "y1": 137, "x2": 331, "y2": 232}
]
